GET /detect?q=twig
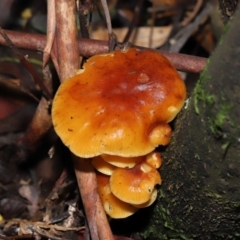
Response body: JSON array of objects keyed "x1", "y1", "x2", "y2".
[
  {"x1": 43, "y1": 0, "x2": 56, "y2": 68},
  {"x1": 0, "y1": 30, "x2": 207, "y2": 73},
  {"x1": 181, "y1": 0, "x2": 203, "y2": 26},
  {"x1": 149, "y1": 1, "x2": 156, "y2": 48},
  {"x1": 100, "y1": 0, "x2": 112, "y2": 37},
  {"x1": 160, "y1": 50, "x2": 206, "y2": 73},
  {"x1": 55, "y1": 0, "x2": 80, "y2": 82},
  {"x1": 77, "y1": 0, "x2": 93, "y2": 67},
  {"x1": 17, "y1": 65, "x2": 53, "y2": 158},
  {"x1": 50, "y1": 36, "x2": 60, "y2": 76},
  {"x1": 74, "y1": 157, "x2": 114, "y2": 240},
  {"x1": 77, "y1": 0, "x2": 93, "y2": 38},
  {"x1": 100, "y1": 0, "x2": 116, "y2": 51},
  {"x1": 3, "y1": 77, "x2": 40, "y2": 102},
  {"x1": 123, "y1": 0, "x2": 144, "y2": 43},
  {"x1": 0, "y1": 27, "x2": 52, "y2": 101},
  {"x1": 169, "y1": 2, "x2": 213, "y2": 52}
]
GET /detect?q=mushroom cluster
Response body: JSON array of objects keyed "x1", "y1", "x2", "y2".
[
  {"x1": 94, "y1": 152, "x2": 162, "y2": 218},
  {"x1": 52, "y1": 48, "x2": 186, "y2": 218}
]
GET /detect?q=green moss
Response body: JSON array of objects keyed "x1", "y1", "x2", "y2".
[
  {"x1": 206, "y1": 191, "x2": 223, "y2": 199},
  {"x1": 190, "y1": 171, "x2": 197, "y2": 179},
  {"x1": 208, "y1": 104, "x2": 233, "y2": 137},
  {"x1": 215, "y1": 105, "x2": 233, "y2": 128},
  {"x1": 193, "y1": 67, "x2": 215, "y2": 114},
  {"x1": 140, "y1": 189, "x2": 192, "y2": 240},
  {"x1": 218, "y1": 21, "x2": 232, "y2": 45},
  {"x1": 221, "y1": 141, "x2": 231, "y2": 150},
  {"x1": 220, "y1": 91, "x2": 226, "y2": 101},
  {"x1": 194, "y1": 19, "x2": 233, "y2": 115},
  {"x1": 194, "y1": 154, "x2": 200, "y2": 160}
]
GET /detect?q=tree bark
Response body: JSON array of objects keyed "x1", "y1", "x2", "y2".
[{"x1": 139, "y1": 3, "x2": 240, "y2": 240}]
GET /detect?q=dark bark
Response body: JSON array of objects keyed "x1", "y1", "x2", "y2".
[{"x1": 139, "y1": 3, "x2": 240, "y2": 240}]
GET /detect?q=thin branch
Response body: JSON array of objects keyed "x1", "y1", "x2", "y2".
[
  {"x1": 74, "y1": 157, "x2": 114, "y2": 240},
  {"x1": 169, "y1": 2, "x2": 213, "y2": 52},
  {"x1": 77, "y1": 0, "x2": 93, "y2": 38},
  {"x1": 17, "y1": 65, "x2": 53, "y2": 158},
  {"x1": 43, "y1": 0, "x2": 56, "y2": 68},
  {"x1": 100, "y1": 0, "x2": 112, "y2": 37},
  {"x1": 123, "y1": 0, "x2": 144, "y2": 43},
  {"x1": 77, "y1": 0, "x2": 93, "y2": 67},
  {"x1": 149, "y1": 0, "x2": 156, "y2": 48},
  {"x1": 55, "y1": 0, "x2": 80, "y2": 82},
  {"x1": 100, "y1": 0, "x2": 117, "y2": 51},
  {"x1": 158, "y1": 50, "x2": 207, "y2": 73},
  {"x1": 181, "y1": 0, "x2": 203, "y2": 26},
  {"x1": 0, "y1": 27, "x2": 53, "y2": 101},
  {"x1": 0, "y1": 30, "x2": 207, "y2": 73}
]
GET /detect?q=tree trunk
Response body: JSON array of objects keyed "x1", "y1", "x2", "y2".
[{"x1": 139, "y1": 3, "x2": 240, "y2": 240}]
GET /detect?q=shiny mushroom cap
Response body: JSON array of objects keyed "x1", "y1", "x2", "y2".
[
  {"x1": 96, "y1": 173, "x2": 138, "y2": 219},
  {"x1": 52, "y1": 48, "x2": 186, "y2": 158},
  {"x1": 110, "y1": 161, "x2": 162, "y2": 204},
  {"x1": 145, "y1": 151, "x2": 162, "y2": 169},
  {"x1": 132, "y1": 188, "x2": 158, "y2": 208},
  {"x1": 91, "y1": 156, "x2": 116, "y2": 175},
  {"x1": 101, "y1": 154, "x2": 144, "y2": 168}
]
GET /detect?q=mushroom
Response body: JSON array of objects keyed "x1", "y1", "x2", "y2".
[
  {"x1": 148, "y1": 123, "x2": 172, "y2": 147},
  {"x1": 101, "y1": 154, "x2": 144, "y2": 168},
  {"x1": 96, "y1": 173, "x2": 138, "y2": 219},
  {"x1": 132, "y1": 188, "x2": 158, "y2": 208},
  {"x1": 99, "y1": 151, "x2": 161, "y2": 169},
  {"x1": 109, "y1": 161, "x2": 162, "y2": 205},
  {"x1": 52, "y1": 48, "x2": 186, "y2": 218},
  {"x1": 51, "y1": 48, "x2": 186, "y2": 158},
  {"x1": 145, "y1": 151, "x2": 162, "y2": 169},
  {"x1": 91, "y1": 156, "x2": 116, "y2": 175}
]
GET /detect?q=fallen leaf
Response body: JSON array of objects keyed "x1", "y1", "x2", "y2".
[{"x1": 91, "y1": 26, "x2": 172, "y2": 48}]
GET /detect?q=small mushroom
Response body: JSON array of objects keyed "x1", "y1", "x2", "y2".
[
  {"x1": 110, "y1": 161, "x2": 161, "y2": 205},
  {"x1": 148, "y1": 123, "x2": 172, "y2": 147},
  {"x1": 91, "y1": 156, "x2": 116, "y2": 175},
  {"x1": 132, "y1": 188, "x2": 158, "y2": 208},
  {"x1": 101, "y1": 154, "x2": 144, "y2": 168},
  {"x1": 145, "y1": 151, "x2": 162, "y2": 169},
  {"x1": 52, "y1": 48, "x2": 186, "y2": 158},
  {"x1": 100, "y1": 151, "x2": 162, "y2": 169},
  {"x1": 96, "y1": 173, "x2": 138, "y2": 219}
]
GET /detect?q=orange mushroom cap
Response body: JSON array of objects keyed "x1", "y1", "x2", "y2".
[
  {"x1": 145, "y1": 151, "x2": 162, "y2": 169},
  {"x1": 100, "y1": 151, "x2": 162, "y2": 169},
  {"x1": 52, "y1": 48, "x2": 186, "y2": 158},
  {"x1": 96, "y1": 173, "x2": 138, "y2": 219},
  {"x1": 101, "y1": 154, "x2": 144, "y2": 168},
  {"x1": 148, "y1": 123, "x2": 172, "y2": 147},
  {"x1": 132, "y1": 188, "x2": 158, "y2": 208},
  {"x1": 110, "y1": 161, "x2": 162, "y2": 204},
  {"x1": 91, "y1": 156, "x2": 116, "y2": 175}
]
